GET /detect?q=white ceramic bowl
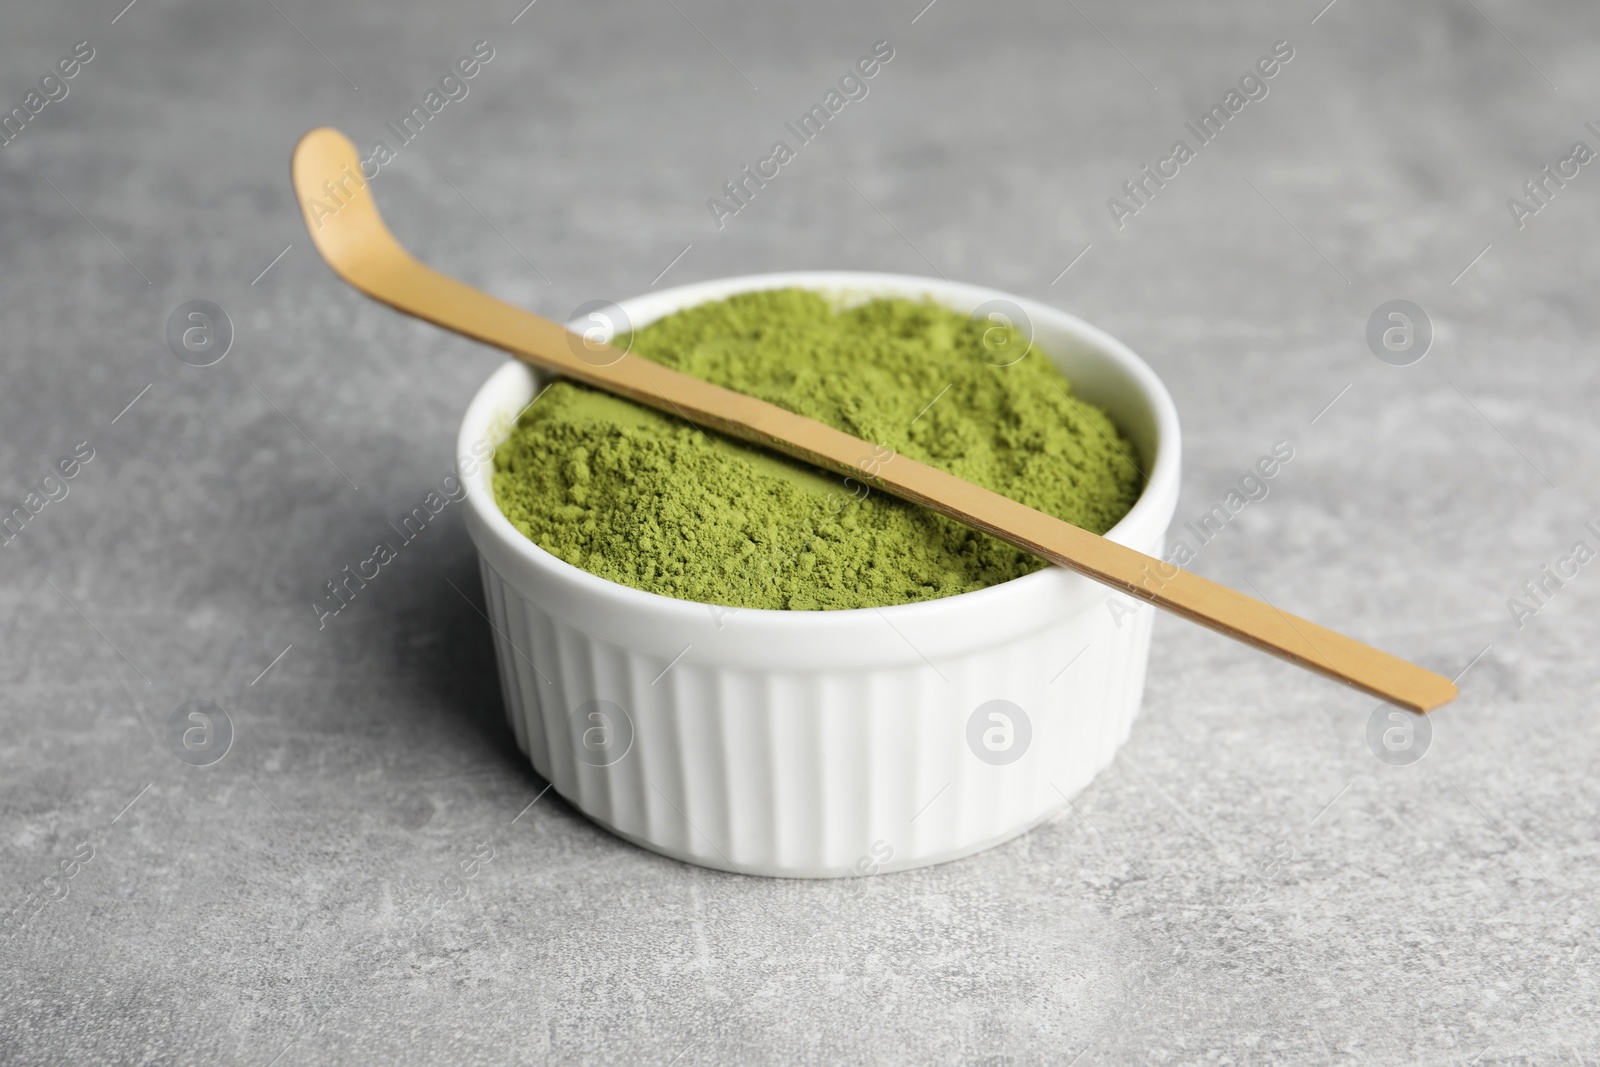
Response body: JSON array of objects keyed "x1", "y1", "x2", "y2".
[{"x1": 458, "y1": 272, "x2": 1180, "y2": 878}]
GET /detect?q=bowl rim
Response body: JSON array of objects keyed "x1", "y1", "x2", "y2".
[{"x1": 457, "y1": 270, "x2": 1181, "y2": 626}]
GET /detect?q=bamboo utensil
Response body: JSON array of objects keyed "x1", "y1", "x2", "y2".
[{"x1": 291, "y1": 126, "x2": 1457, "y2": 714}]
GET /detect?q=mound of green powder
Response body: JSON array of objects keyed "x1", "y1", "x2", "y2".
[{"x1": 492, "y1": 289, "x2": 1142, "y2": 610}]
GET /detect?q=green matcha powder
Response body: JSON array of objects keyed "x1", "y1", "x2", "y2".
[{"x1": 492, "y1": 289, "x2": 1142, "y2": 611}]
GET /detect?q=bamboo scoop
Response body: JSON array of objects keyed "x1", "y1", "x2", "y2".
[{"x1": 290, "y1": 127, "x2": 1456, "y2": 714}]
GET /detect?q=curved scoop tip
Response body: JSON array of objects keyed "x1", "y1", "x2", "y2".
[
  {"x1": 292, "y1": 127, "x2": 360, "y2": 180},
  {"x1": 290, "y1": 126, "x2": 395, "y2": 282}
]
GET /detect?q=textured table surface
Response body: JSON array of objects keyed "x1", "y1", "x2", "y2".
[{"x1": 2, "y1": 0, "x2": 1597, "y2": 1063}]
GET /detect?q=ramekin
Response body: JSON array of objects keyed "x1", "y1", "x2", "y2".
[{"x1": 458, "y1": 272, "x2": 1180, "y2": 878}]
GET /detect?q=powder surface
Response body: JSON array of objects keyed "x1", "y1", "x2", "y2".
[{"x1": 492, "y1": 289, "x2": 1142, "y2": 610}]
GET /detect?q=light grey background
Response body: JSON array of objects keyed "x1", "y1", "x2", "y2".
[{"x1": 1, "y1": 0, "x2": 1595, "y2": 1063}]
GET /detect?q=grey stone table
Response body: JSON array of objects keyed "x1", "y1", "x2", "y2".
[{"x1": 2, "y1": 0, "x2": 1596, "y2": 1063}]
